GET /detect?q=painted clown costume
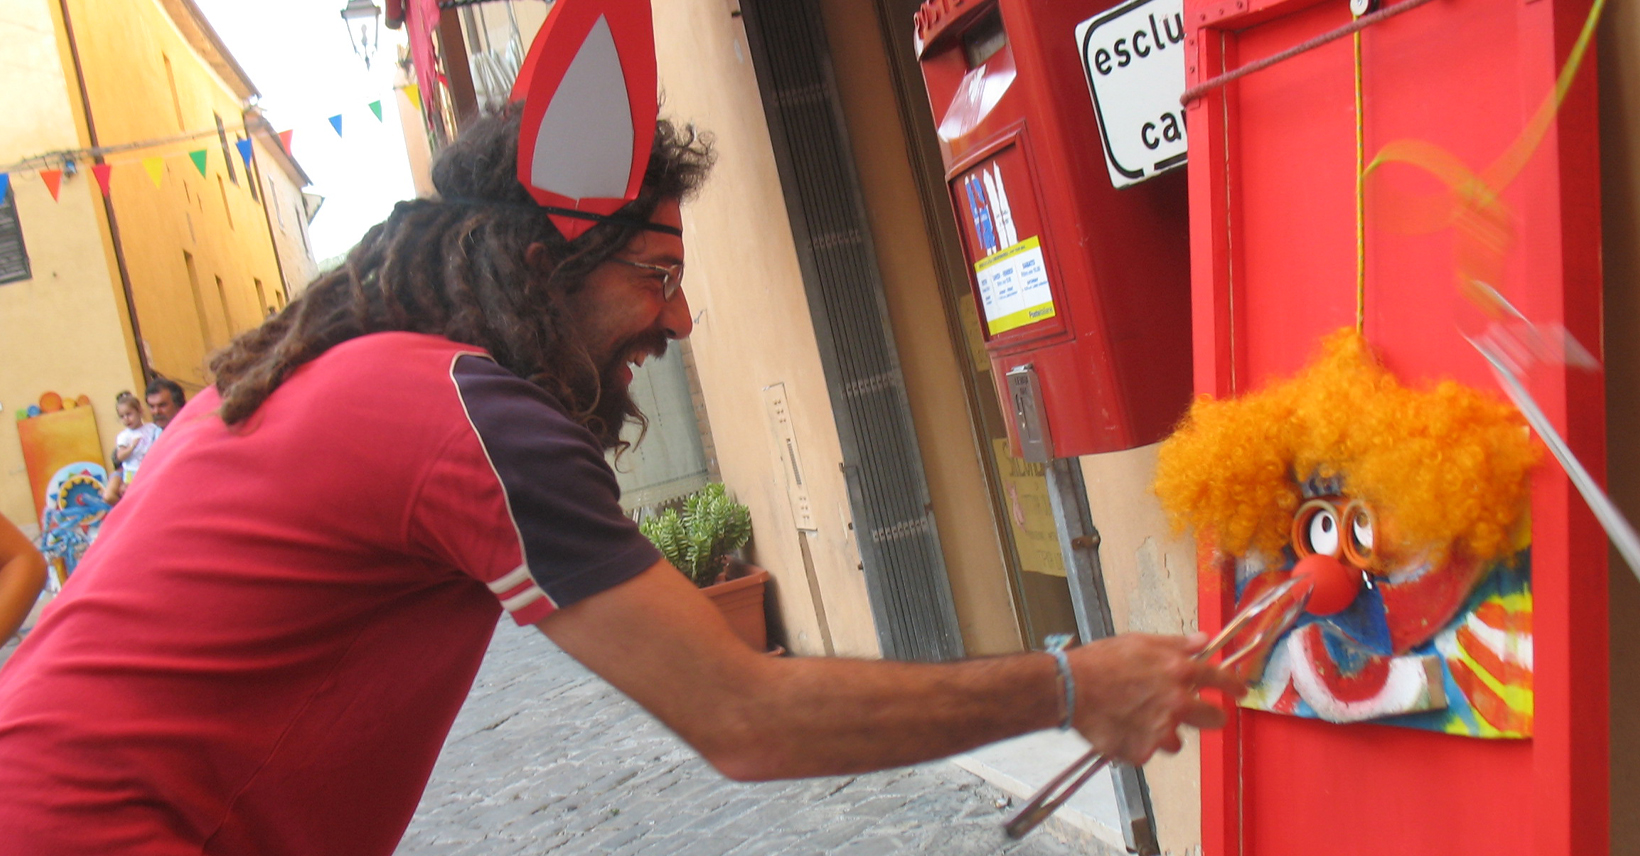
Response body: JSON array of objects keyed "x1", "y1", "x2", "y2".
[{"x1": 1155, "y1": 330, "x2": 1538, "y2": 738}]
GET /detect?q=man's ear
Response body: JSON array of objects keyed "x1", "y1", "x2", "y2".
[{"x1": 526, "y1": 242, "x2": 548, "y2": 269}]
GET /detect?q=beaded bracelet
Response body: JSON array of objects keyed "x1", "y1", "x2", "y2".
[{"x1": 1043, "y1": 633, "x2": 1076, "y2": 731}]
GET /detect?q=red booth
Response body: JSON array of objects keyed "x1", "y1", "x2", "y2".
[{"x1": 1182, "y1": 0, "x2": 1608, "y2": 852}]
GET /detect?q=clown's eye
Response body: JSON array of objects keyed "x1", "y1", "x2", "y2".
[
  {"x1": 1306, "y1": 508, "x2": 1341, "y2": 556},
  {"x1": 1351, "y1": 513, "x2": 1374, "y2": 551}
]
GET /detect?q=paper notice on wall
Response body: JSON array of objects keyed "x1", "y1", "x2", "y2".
[
  {"x1": 992, "y1": 438, "x2": 1067, "y2": 578},
  {"x1": 975, "y1": 235, "x2": 1055, "y2": 336}
]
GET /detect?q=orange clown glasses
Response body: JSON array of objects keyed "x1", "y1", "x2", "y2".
[{"x1": 1291, "y1": 497, "x2": 1377, "y2": 569}]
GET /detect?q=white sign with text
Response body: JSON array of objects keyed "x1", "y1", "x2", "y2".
[{"x1": 1075, "y1": 0, "x2": 1188, "y2": 188}]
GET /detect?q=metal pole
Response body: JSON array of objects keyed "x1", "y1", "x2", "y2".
[{"x1": 1044, "y1": 457, "x2": 1160, "y2": 856}]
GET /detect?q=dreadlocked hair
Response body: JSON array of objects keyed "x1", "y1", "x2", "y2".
[{"x1": 210, "y1": 103, "x2": 714, "y2": 448}]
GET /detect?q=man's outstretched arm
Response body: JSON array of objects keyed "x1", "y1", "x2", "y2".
[{"x1": 537, "y1": 560, "x2": 1240, "y2": 782}]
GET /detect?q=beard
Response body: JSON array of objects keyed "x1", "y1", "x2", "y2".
[{"x1": 588, "y1": 331, "x2": 670, "y2": 449}]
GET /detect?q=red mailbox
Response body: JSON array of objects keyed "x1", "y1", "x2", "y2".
[{"x1": 915, "y1": 0, "x2": 1192, "y2": 459}]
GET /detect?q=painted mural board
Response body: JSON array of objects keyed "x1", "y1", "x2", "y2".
[
  {"x1": 17, "y1": 404, "x2": 110, "y2": 579},
  {"x1": 18, "y1": 407, "x2": 102, "y2": 519}
]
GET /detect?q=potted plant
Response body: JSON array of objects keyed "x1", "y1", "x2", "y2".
[{"x1": 639, "y1": 483, "x2": 771, "y2": 651}]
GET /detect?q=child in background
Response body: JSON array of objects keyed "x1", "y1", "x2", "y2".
[{"x1": 102, "y1": 392, "x2": 162, "y2": 505}]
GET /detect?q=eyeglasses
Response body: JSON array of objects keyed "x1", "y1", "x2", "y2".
[{"x1": 611, "y1": 258, "x2": 685, "y2": 301}]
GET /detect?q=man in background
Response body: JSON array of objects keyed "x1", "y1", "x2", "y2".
[{"x1": 144, "y1": 378, "x2": 185, "y2": 431}]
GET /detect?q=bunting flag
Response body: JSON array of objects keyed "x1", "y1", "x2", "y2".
[
  {"x1": 404, "y1": 83, "x2": 422, "y2": 112},
  {"x1": 92, "y1": 163, "x2": 113, "y2": 197},
  {"x1": 0, "y1": 93, "x2": 400, "y2": 202},
  {"x1": 39, "y1": 169, "x2": 62, "y2": 201}
]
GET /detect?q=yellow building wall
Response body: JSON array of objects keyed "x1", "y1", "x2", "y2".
[
  {"x1": 64, "y1": 0, "x2": 283, "y2": 390},
  {"x1": 0, "y1": 0, "x2": 144, "y2": 531}
]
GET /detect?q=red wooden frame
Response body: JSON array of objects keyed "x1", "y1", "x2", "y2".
[{"x1": 1182, "y1": 0, "x2": 1607, "y2": 853}]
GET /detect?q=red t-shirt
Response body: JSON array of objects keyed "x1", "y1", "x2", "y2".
[{"x1": 0, "y1": 333, "x2": 659, "y2": 854}]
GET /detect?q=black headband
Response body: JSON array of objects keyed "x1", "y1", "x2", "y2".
[{"x1": 440, "y1": 197, "x2": 681, "y2": 237}]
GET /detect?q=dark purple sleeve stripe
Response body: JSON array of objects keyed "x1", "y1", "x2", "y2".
[{"x1": 449, "y1": 354, "x2": 659, "y2": 612}]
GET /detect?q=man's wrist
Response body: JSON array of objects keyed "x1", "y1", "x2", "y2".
[{"x1": 1043, "y1": 634, "x2": 1076, "y2": 731}]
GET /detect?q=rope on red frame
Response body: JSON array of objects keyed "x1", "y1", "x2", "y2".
[{"x1": 1179, "y1": 0, "x2": 1440, "y2": 107}]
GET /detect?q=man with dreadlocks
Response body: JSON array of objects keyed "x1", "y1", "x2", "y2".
[{"x1": 0, "y1": 16, "x2": 1237, "y2": 855}]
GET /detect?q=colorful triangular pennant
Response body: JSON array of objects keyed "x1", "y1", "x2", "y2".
[
  {"x1": 92, "y1": 163, "x2": 113, "y2": 197},
  {"x1": 277, "y1": 130, "x2": 293, "y2": 153},
  {"x1": 40, "y1": 169, "x2": 62, "y2": 201},
  {"x1": 189, "y1": 150, "x2": 208, "y2": 176},
  {"x1": 328, "y1": 114, "x2": 343, "y2": 137},
  {"x1": 368, "y1": 100, "x2": 383, "y2": 121},
  {"x1": 142, "y1": 157, "x2": 165, "y2": 188},
  {"x1": 0, "y1": 174, "x2": 9, "y2": 204},
  {"x1": 404, "y1": 84, "x2": 422, "y2": 112},
  {"x1": 236, "y1": 138, "x2": 254, "y2": 169}
]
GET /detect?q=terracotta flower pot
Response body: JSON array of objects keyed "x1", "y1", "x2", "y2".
[{"x1": 703, "y1": 567, "x2": 769, "y2": 652}]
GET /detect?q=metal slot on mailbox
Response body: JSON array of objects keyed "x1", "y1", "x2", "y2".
[{"x1": 1005, "y1": 364, "x2": 1052, "y2": 463}]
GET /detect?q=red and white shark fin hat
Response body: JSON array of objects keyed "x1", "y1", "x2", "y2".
[{"x1": 512, "y1": 0, "x2": 659, "y2": 241}]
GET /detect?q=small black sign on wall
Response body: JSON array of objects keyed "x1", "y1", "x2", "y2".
[{"x1": 0, "y1": 190, "x2": 32, "y2": 285}]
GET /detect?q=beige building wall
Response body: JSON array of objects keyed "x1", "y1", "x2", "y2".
[
  {"x1": 1081, "y1": 446, "x2": 1202, "y2": 855},
  {"x1": 653, "y1": 0, "x2": 882, "y2": 658},
  {"x1": 817, "y1": 0, "x2": 1024, "y2": 656},
  {"x1": 652, "y1": 0, "x2": 1032, "y2": 660},
  {"x1": 1598, "y1": 6, "x2": 1640, "y2": 851},
  {"x1": 258, "y1": 160, "x2": 318, "y2": 301},
  {"x1": 395, "y1": 54, "x2": 436, "y2": 199},
  {"x1": 248, "y1": 118, "x2": 319, "y2": 300},
  {"x1": 0, "y1": 0, "x2": 145, "y2": 531}
]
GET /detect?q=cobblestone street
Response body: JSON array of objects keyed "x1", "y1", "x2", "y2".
[{"x1": 395, "y1": 623, "x2": 1113, "y2": 856}]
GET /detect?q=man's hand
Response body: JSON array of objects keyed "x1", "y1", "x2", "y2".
[{"x1": 1068, "y1": 633, "x2": 1245, "y2": 765}]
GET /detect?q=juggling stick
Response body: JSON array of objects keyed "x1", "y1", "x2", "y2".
[
  {"x1": 1462, "y1": 282, "x2": 1640, "y2": 583},
  {"x1": 1003, "y1": 575, "x2": 1313, "y2": 839},
  {"x1": 1471, "y1": 339, "x2": 1640, "y2": 581}
]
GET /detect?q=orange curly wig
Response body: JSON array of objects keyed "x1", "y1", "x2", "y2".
[{"x1": 1154, "y1": 329, "x2": 1539, "y2": 562}]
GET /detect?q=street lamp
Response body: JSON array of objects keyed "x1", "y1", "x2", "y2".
[{"x1": 340, "y1": 0, "x2": 382, "y2": 69}]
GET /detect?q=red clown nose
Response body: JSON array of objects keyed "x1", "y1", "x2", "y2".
[{"x1": 1290, "y1": 553, "x2": 1363, "y2": 615}]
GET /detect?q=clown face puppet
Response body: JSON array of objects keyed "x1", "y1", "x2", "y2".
[{"x1": 1156, "y1": 330, "x2": 1537, "y2": 738}]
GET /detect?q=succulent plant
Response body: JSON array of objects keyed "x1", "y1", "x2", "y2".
[{"x1": 639, "y1": 483, "x2": 752, "y2": 587}]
